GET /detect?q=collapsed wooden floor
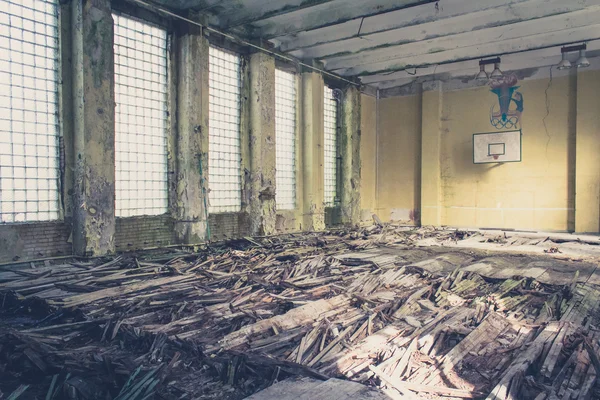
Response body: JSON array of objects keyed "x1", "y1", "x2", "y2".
[
  {"x1": 1, "y1": 226, "x2": 600, "y2": 399},
  {"x1": 245, "y1": 376, "x2": 390, "y2": 399}
]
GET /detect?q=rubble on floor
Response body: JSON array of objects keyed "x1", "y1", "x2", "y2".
[{"x1": 1, "y1": 226, "x2": 600, "y2": 399}]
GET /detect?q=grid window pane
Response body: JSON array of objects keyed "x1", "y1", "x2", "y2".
[
  {"x1": 209, "y1": 46, "x2": 242, "y2": 213},
  {"x1": 275, "y1": 69, "x2": 296, "y2": 210},
  {"x1": 324, "y1": 86, "x2": 338, "y2": 206},
  {"x1": 0, "y1": 0, "x2": 60, "y2": 223},
  {"x1": 114, "y1": 14, "x2": 168, "y2": 217}
]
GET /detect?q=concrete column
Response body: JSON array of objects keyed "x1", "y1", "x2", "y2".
[
  {"x1": 248, "y1": 53, "x2": 276, "y2": 235},
  {"x1": 71, "y1": 0, "x2": 115, "y2": 256},
  {"x1": 173, "y1": 23, "x2": 209, "y2": 243},
  {"x1": 420, "y1": 81, "x2": 443, "y2": 226},
  {"x1": 59, "y1": 3, "x2": 75, "y2": 220},
  {"x1": 301, "y1": 72, "x2": 326, "y2": 231},
  {"x1": 575, "y1": 71, "x2": 600, "y2": 233},
  {"x1": 339, "y1": 86, "x2": 361, "y2": 225}
]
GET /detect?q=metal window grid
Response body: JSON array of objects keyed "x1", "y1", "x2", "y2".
[
  {"x1": 114, "y1": 13, "x2": 169, "y2": 217},
  {"x1": 208, "y1": 46, "x2": 242, "y2": 213},
  {"x1": 0, "y1": 0, "x2": 61, "y2": 223},
  {"x1": 323, "y1": 86, "x2": 338, "y2": 207},
  {"x1": 275, "y1": 69, "x2": 296, "y2": 210}
]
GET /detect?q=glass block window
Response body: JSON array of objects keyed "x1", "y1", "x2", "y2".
[
  {"x1": 323, "y1": 86, "x2": 338, "y2": 207},
  {"x1": 275, "y1": 69, "x2": 296, "y2": 210},
  {"x1": 114, "y1": 14, "x2": 168, "y2": 217},
  {"x1": 0, "y1": 0, "x2": 61, "y2": 223},
  {"x1": 208, "y1": 46, "x2": 242, "y2": 213}
]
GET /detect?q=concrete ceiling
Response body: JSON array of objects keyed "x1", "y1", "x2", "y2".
[{"x1": 150, "y1": 0, "x2": 600, "y2": 92}]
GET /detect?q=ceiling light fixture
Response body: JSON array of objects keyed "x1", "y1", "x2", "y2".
[
  {"x1": 576, "y1": 47, "x2": 590, "y2": 68},
  {"x1": 475, "y1": 64, "x2": 489, "y2": 81},
  {"x1": 557, "y1": 52, "x2": 572, "y2": 70},
  {"x1": 557, "y1": 44, "x2": 590, "y2": 70},
  {"x1": 490, "y1": 62, "x2": 503, "y2": 78},
  {"x1": 475, "y1": 57, "x2": 501, "y2": 81}
]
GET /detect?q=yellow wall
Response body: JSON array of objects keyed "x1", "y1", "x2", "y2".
[
  {"x1": 376, "y1": 95, "x2": 421, "y2": 223},
  {"x1": 360, "y1": 94, "x2": 377, "y2": 222},
  {"x1": 442, "y1": 76, "x2": 576, "y2": 231},
  {"x1": 372, "y1": 70, "x2": 600, "y2": 232},
  {"x1": 575, "y1": 70, "x2": 600, "y2": 232}
]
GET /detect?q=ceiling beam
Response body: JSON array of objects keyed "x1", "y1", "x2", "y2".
[
  {"x1": 146, "y1": 0, "x2": 217, "y2": 11},
  {"x1": 147, "y1": 0, "x2": 223, "y2": 25},
  {"x1": 378, "y1": 57, "x2": 600, "y2": 97},
  {"x1": 244, "y1": 0, "x2": 432, "y2": 40},
  {"x1": 360, "y1": 41, "x2": 600, "y2": 89},
  {"x1": 275, "y1": 0, "x2": 537, "y2": 52},
  {"x1": 330, "y1": 23, "x2": 600, "y2": 76},
  {"x1": 288, "y1": 0, "x2": 600, "y2": 60},
  {"x1": 324, "y1": 7, "x2": 600, "y2": 71},
  {"x1": 370, "y1": 53, "x2": 590, "y2": 89},
  {"x1": 360, "y1": 61, "x2": 483, "y2": 85},
  {"x1": 359, "y1": 40, "x2": 600, "y2": 84},
  {"x1": 212, "y1": 0, "x2": 335, "y2": 29}
]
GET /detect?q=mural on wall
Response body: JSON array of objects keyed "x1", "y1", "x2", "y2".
[{"x1": 489, "y1": 74, "x2": 524, "y2": 130}]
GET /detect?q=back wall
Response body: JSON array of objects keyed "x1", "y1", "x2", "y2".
[{"x1": 370, "y1": 70, "x2": 600, "y2": 232}]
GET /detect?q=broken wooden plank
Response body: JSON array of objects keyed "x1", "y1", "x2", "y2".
[{"x1": 487, "y1": 322, "x2": 561, "y2": 400}]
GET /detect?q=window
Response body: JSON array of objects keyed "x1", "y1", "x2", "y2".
[
  {"x1": 0, "y1": 0, "x2": 61, "y2": 223},
  {"x1": 275, "y1": 69, "x2": 296, "y2": 210},
  {"x1": 114, "y1": 14, "x2": 168, "y2": 217},
  {"x1": 323, "y1": 86, "x2": 338, "y2": 206},
  {"x1": 208, "y1": 46, "x2": 242, "y2": 213}
]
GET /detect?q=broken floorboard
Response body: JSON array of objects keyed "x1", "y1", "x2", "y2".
[
  {"x1": 1, "y1": 226, "x2": 600, "y2": 399},
  {"x1": 336, "y1": 247, "x2": 599, "y2": 286},
  {"x1": 244, "y1": 377, "x2": 389, "y2": 400}
]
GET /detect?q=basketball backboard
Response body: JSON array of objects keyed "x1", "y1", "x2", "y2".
[{"x1": 473, "y1": 130, "x2": 521, "y2": 164}]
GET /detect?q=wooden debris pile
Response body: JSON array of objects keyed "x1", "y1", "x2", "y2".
[{"x1": 1, "y1": 227, "x2": 599, "y2": 399}]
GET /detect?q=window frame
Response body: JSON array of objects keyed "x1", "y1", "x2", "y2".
[
  {"x1": 112, "y1": 11, "x2": 172, "y2": 218},
  {"x1": 274, "y1": 68, "x2": 298, "y2": 211},
  {"x1": 323, "y1": 84, "x2": 340, "y2": 208},
  {"x1": 207, "y1": 44, "x2": 244, "y2": 214},
  {"x1": 0, "y1": 0, "x2": 64, "y2": 224}
]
